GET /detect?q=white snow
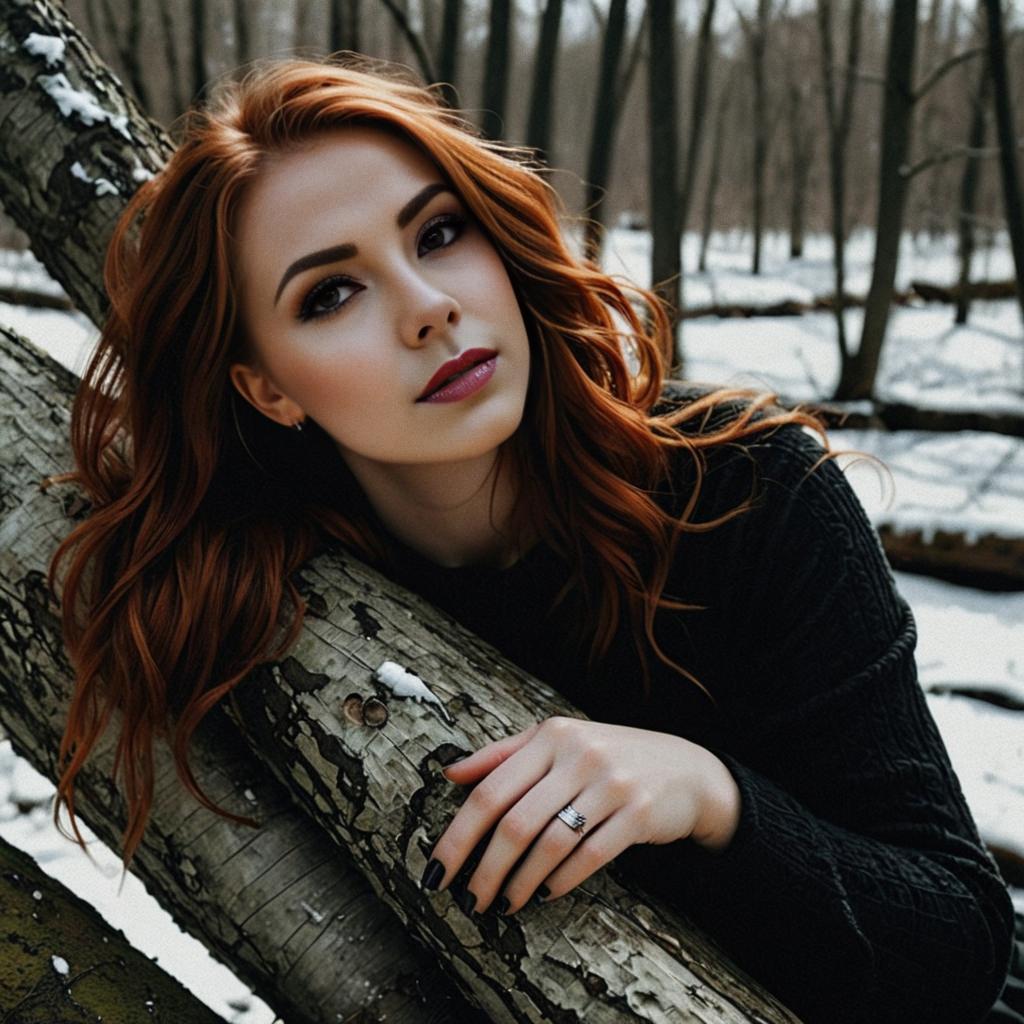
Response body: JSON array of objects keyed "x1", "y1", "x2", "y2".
[
  {"x1": 37, "y1": 73, "x2": 131, "y2": 140},
  {"x1": 70, "y1": 160, "x2": 119, "y2": 198},
  {"x1": 23, "y1": 33, "x2": 66, "y2": 68},
  {"x1": 51, "y1": 954, "x2": 69, "y2": 976},
  {"x1": 374, "y1": 660, "x2": 453, "y2": 722}
]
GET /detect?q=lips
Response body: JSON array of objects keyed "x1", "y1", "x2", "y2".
[{"x1": 417, "y1": 348, "x2": 498, "y2": 401}]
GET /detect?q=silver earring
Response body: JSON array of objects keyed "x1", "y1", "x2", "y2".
[
  {"x1": 230, "y1": 391, "x2": 269, "y2": 473},
  {"x1": 293, "y1": 420, "x2": 304, "y2": 433}
]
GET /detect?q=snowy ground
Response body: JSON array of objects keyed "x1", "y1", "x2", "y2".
[{"x1": 1, "y1": 230, "x2": 1022, "y2": 1020}]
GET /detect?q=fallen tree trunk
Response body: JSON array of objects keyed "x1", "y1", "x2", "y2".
[{"x1": 0, "y1": 836, "x2": 226, "y2": 1024}]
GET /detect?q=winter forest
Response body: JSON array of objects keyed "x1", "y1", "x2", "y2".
[{"x1": 0, "y1": 0, "x2": 1023, "y2": 1021}]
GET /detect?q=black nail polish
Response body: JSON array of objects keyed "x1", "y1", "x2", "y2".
[
  {"x1": 439, "y1": 751, "x2": 468, "y2": 768},
  {"x1": 457, "y1": 888, "x2": 477, "y2": 915},
  {"x1": 535, "y1": 884, "x2": 550, "y2": 902},
  {"x1": 494, "y1": 895, "x2": 510, "y2": 915},
  {"x1": 421, "y1": 858, "x2": 444, "y2": 891}
]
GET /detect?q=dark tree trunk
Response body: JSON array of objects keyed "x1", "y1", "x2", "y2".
[
  {"x1": 0, "y1": 837, "x2": 226, "y2": 1024},
  {"x1": 786, "y1": 78, "x2": 814, "y2": 259},
  {"x1": 983, "y1": 0, "x2": 1024, "y2": 347},
  {"x1": 583, "y1": 0, "x2": 629, "y2": 262},
  {"x1": 379, "y1": 0, "x2": 436, "y2": 83},
  {"x1": 123, "y1": 0, "x2": 149, "y2": 111},
  {"x1": 481, "y1": 0, "x2": 512, "y2": 139},
  {"x1": 235, "y1": 0, "x2": 251, "y2": 64},
  {"x1": 699, "y1": 72, "x2": 733, "y2": 273},
  {"x1": 956, "y1": 47, "x2": 991, "y2": 325},
  {"x1": 526, "y1": 0, "x2": 564, "y2": 164},
  {"x1": 156, "y1": 0, "x2": 185, "y2": 115},
  {"x1": 747, "y1": 0, "x2": 771, "y2": 275},
  {"x1": 437, "y1": 0, "x2": 462, "y2": 107},
  {"x1": 648, "y1": 0, "x2": 681, "y2": 367},
  {"x1": 190, "y1": 0, "x2": 206, "y2": 103},
  {"x1": 839, "y1": 0, "x2": 919, "y2": 401},
  {"x1": 817, "y1": 0, "x2": 865, "y2": 365}
]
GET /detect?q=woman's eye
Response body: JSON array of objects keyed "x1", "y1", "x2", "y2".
[
  {"x1": 418, "y1": 214, "x2": 466, "y2": 256},
  {"x1": 299, "y1": 277, "x2": 358, "y2": 321}
]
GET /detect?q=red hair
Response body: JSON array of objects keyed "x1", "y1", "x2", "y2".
[{"x1": 47, "y1": 55, "x2": 833, "y2": 861}]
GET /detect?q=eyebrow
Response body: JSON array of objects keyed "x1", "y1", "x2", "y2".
[{"x1": 273, "y1": 182, "x2": 455, "y2": 306}]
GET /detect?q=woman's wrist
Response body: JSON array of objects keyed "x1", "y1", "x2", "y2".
[{"x1": 690, "y1": 751, "x2": 742, "y2": 852}]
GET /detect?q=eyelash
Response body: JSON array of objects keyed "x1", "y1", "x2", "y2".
[{"x1": 297, "y1": 212, "x2": 468, "y2": 323}]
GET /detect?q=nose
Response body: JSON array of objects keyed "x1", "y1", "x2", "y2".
[{"x1": 399, "y1": 273, "x2": 461, "y2": 348}]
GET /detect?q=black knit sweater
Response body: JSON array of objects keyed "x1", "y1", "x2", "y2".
[{"x1": 383, "y1": 396, "x2": 1016, "y2": 1024}]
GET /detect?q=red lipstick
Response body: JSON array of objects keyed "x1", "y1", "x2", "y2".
[{"x1": 417, "y1": 348, "x2": 498, "y2": 402}]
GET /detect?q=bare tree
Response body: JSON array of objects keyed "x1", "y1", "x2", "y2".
[
  {"x1": 583, "y1": 0, "x2": 630, "y2": 261},
  {"x1": 983, "y1": 0, "x2": 1024, "y2": 342},
  {"x1": 156, "y1": 0, "x2": 186, "y2": 115},
  {"x1": 955, "y1": 39, "x2": 992, "y2": 324},
  {"x1": 190, "y1": 0, "x2": 207, "y2": 102},
  {"x1": 698, "y1": 68, "x2": 734, "y2": 273},
  {"x1": 526, "y1": 0, "x2": 565, "y2": 164},
  {"x1": 437, "y1": 0, "x2": 462, "y2": 107},
  {"x1": 840, "y1": 0, "x2": 919, "y2": 400},
  {"x1": 481, "y1": 0, "x2": 513, "y2": 138},
  {"x1": 235, "y1": 0, "x2": 251, "y2": 65},
  {"x1": 648, "y1": 0, "x2": 680, "y2": 361},
  {"x1": 816, "y1": 0, "x2": 864, "y2": 370},
  {"x1": 738, "y1": 0, "x2": 776, "y2": 275}
]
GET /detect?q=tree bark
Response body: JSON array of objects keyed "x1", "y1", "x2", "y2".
[
  {"x1": 0, "y1": 0, "x2": 172, "y2": 327},
  {"x1": 840, "y1": 0, "x2": 919, "y2": 401},
  {"x1": 525, "y1": 0, "x2": 564, "y2": 164},
  {"x1": 437, "y1": 0, "x2": 462, "y2": 108},
  {"x1": 234, "y1": 0, "x2": 250, "y2": 66},
  {"x1": 156, "y1": 0, "x2": 186, "y2": 117},
  {"x1": 698, "y1": 71, "x2": 733, "y2": 273},
  {"x1": 955, "y1": 44, "x2": 991, "y2": 325},
  {"x1": 0, "y1": 3, "x2": 806, "y2": 1020},
  {"x1": 0, "y1": 325, "x2": 473, "y2": 1024},
  {"x1": 743, "y1": 0, "x2": 772, "y2": 276},
  {"x1": 0, "y1": 836, "x2": 227, "y2": 1023},
  {"x1": 648, "y1": 0, "x2": 681, "y2": 367},
  {"x1": 983, "y1": 0, "x2": 1024, "y2": 348},
  {"x1": 190, "y1": 0, "x2": 206, "y2": 103},
  {"x1": 481, "y1": 0, "x2": 512, "y2": 139},
  {"x1": 583, "y1": 0, "x2": 629, "y2": 262},
  {"x1": 816, "y1": 0, "x2": 864, "y2": 365}
]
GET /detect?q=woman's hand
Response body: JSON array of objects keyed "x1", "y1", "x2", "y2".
[{"x1": 422, "y1": 716, "x2": 741, "y2": 915}]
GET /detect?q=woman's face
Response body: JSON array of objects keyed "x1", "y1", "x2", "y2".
[{"x1": 230, "y1": 127, "x2": 531, "y2": 475}]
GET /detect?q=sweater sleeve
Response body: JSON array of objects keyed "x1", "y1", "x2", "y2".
[{"x1": 620, "y1": 423, "x2": 1015, "y2": 1024}]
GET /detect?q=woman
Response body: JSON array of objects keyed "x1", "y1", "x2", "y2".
[{"x1": 47, "y1": 57, "x2": 1018, "y2": 1023}]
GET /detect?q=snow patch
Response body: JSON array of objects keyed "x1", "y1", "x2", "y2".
[
  {"x1": 23, "y1": 33, "x2": 65, "y2": 67},
  {"x1": 37, "y1": 73, "x2": 131, "y2": 140},
  {"x1": 374, "y1": 661, "x2": 452, "y2": 723},
  {"x1": 51, "y1": 954, "x2": 69, "y2": 976}
]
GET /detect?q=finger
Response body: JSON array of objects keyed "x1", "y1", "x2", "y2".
[
  {"x1": 442, "y1": 721, "x2": 543, "y2": 784},
  {"x1": 427, "y1": 737, "x2": 549, "y2": 893},
  {"x1": 501, "y1": 807, "x2": 635, "y2": 915},
  {"x1": 464, "y1": 776, "x2": 589, "y2": 913}
]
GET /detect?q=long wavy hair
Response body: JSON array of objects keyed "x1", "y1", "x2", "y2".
[{"x1": 47, "y1": 55, "x2": 834, "y2": 861}]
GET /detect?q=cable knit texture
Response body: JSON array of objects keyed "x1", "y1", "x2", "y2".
[{"x1": 382, "y1": 387, "x2": 1017, "y2": 1024}]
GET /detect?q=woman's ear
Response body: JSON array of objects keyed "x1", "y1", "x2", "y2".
[{"x1": 229, "y1": 362, "x2": 304, "y2": 428}]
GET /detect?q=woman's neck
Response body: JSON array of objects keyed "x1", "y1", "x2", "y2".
[{"x1": 340, "y1": 447, "x2": 529, "y2": 569}]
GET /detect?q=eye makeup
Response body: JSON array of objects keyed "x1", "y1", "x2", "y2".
[{"x1": 294, "y1": 210, "x2": 469, "y2": 324}]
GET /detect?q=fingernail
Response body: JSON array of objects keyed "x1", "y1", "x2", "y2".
[
  {"x1": 420, "y1": 858, "x2": 444, "y2": 891},
  {"x1": 494, "y1": 895, "x2": 510, "y2": 915},
  {"x1": 439, "y1": 751, "x2": 468, "y2": 768},
  {"x1": 457, "y1": 888, "x2": 477, "y2": 916},
  {"x1": 534, "y1": 884, "x2": 550, "y2": 903}
]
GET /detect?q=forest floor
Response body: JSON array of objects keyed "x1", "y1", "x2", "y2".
[{"x1": 1, "y1": 228, "x2": 1021, "y2": 1023}]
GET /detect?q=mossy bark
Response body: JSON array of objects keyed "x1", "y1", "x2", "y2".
[{"x1": 0, "y1": 836, "x2": 225, "y2": 1024}]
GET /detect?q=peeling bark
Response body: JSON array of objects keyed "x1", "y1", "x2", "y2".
[
  {"x1": 0, "y1": 0, "x2": 171, "y2": 326},
  {"x1": 0, "y1": 836, "x2": 226, "y2": 1024},
  {"x1": 0, "y1": 325, "x2": 472, "y2": 1024}
]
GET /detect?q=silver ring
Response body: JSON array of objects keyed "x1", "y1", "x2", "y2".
[{"x1": 556, "y1": 803, "x2": 586, "y2": 834}]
